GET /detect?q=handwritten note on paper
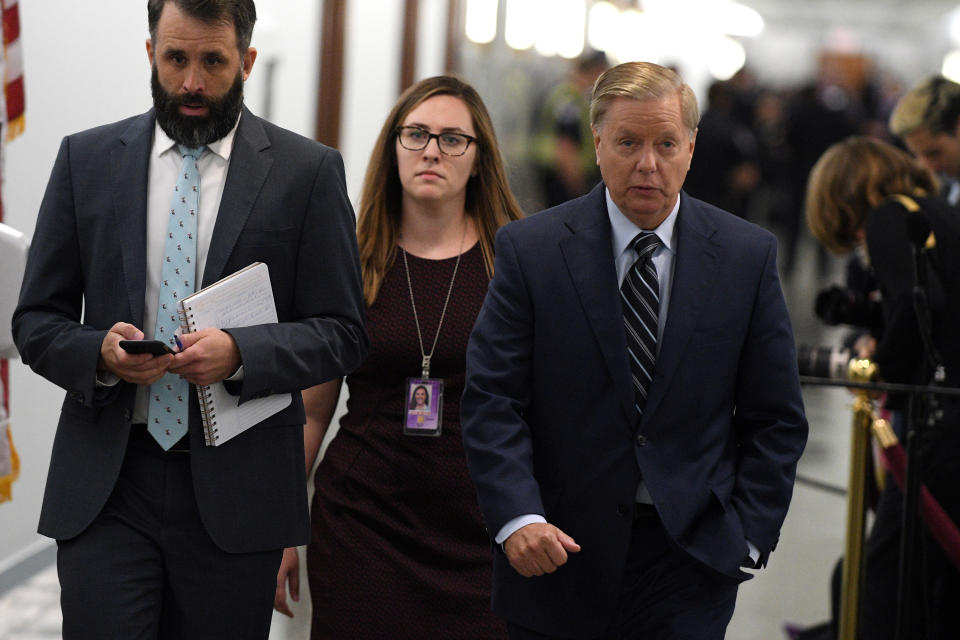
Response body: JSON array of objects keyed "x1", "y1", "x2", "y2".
[
  {"x1": 213, "y1": 282, "x2": 276, "y2": 328},
  {"x1": 185, "y1": 264, "x2": 278, "y2": 331},
  {"x1": 179, "y1": 262, "x2": 291, "y2": 446}
]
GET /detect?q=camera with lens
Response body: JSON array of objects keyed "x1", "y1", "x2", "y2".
[
  {"x1": 814, "y1": 284, "x2": 883, "y2": 330},
  {"x1": 797, "y1": 344, "x2": 854, "y2": 379}
]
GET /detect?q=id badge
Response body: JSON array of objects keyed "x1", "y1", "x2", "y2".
[{"x1": 404, "y1": 378, "x2": 443, "y2": 436}]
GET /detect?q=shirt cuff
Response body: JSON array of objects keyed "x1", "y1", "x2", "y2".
[
  {"x1": 225, "y1": 365, "x2": 244, "y2": 381},
  {"x1": 495, "y1": 514, "x2": 547, "y2": 545},
  {"x1": 96, "y1": 370, "x2": 120, "y2": 387}
]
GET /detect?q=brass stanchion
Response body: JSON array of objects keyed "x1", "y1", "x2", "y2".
[
  {"x1": 799, "y1": 371, "x2": 960, "y2": 638},
  {"x1": 838, "y1": 358, "x2": 879, "y2": 640}
]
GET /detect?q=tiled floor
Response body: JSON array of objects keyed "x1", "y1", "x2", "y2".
[
  {"x1": 0, "y1": 564, "x2": 61, "y2": 640},
  {"x1": 0, "y1": 238, "x2": 858, "y2": 639}
]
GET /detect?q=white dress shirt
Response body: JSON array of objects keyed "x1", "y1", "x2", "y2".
[{"x1": 131, "y1": 119, "x2": 239, "y2": 424}]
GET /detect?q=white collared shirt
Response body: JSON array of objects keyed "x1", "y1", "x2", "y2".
[{"x1": 132, "y1": 117, "x2": 240, "y2": 424}]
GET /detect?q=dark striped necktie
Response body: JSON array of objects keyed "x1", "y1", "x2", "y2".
[{"x1": 620, "y1": 231, "x2": 661, "y2": 417}]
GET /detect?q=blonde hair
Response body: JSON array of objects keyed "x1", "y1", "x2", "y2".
[
  {"x1": 805, "y1": 136, "x2": 936, "y2": 254},
  {"x1": 889, "y1": 75, "x2": 960, "y2": 138},
  {"x1": 590, "y1": 61, "x2": 699, "y2": 136},
  {"x1": 355, "y1": 76, "x2": 524, "y2": 305}
]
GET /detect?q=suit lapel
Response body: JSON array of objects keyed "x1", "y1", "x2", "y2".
[
  {"x1": 642, "y1": 194, "x2": 721, "y2": 423},
  {"x1": 559, "y1": 185, "x2": 637, "y2": 427},
  {"x1": 202, "y1": 108, "x2": 273, "y2": 286},
  {"x1": 112, "y1": 112, "x2": 154, "y2": 326}
]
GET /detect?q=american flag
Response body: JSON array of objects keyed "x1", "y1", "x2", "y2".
[
  {"x1": 1, "y1": 0, "x2": 25, "y2": 141},
  {"x1": 0, "y1": 372, "x2": 16, "y2": 503},
  {"x1": 0, "y1": 0, "x2": 21, "y2": 503}
]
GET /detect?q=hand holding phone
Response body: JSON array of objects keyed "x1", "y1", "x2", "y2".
[{"x1": 119, "y1": 339, "x2": 176, "y2": 356}]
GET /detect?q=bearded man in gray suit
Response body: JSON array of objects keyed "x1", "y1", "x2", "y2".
[{"x1": 12, "y1": 1, "x2": 367, "y2": 638}]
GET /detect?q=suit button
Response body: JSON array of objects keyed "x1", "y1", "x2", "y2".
[
  {"x1": 636, "y1": 434, "x2": 648, "y2": 447},
  {"x1": 616, "y1": 504, "x2": 627, "y2": 517},
  {"x1": 123, "y1": 408, "x2": 132, "y2": 421},
  {"x1": 69, "y1": 391, "x2": 82, "y2": 402}
]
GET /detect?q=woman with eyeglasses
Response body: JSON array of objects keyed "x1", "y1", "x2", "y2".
[{"x1": 273, "y1": 76, "x2": 523, "y2": 639}]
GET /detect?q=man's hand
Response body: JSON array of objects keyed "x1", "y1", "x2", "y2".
[
  {"x1": 168, "y1": 328, "x2": 241, "y2": 386},
  {"x1": 99, "y1": 322, "x2": 172, "y2": 385},
  {"x1": 274, "y1": 547, "x2": 300, "y2": 618},
  {"x1": 503, "y1": 523, "x2": 581, "y2": 577}
]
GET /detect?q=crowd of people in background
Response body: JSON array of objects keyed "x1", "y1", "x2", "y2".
[
  {"x1": 684, "y1": 64, "x2": 905, "y2": 276},
  {"x1": 10, "y1": 1, "x2": 960, "y2": 637},
  {"x1": 529, "y1": 55, "x2": 911, "y2": 279}
]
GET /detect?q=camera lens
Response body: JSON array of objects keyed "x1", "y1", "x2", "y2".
[{"x1": 797, "y1": 345, "x2": 852, "y2": 379}]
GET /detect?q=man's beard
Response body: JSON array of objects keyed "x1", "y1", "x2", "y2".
[{"x1": 151, "y1": 65, "x2": 245, "y2": 146}]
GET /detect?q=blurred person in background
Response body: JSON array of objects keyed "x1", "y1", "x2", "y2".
[
  {"x1": 531, "y1": 50, "x2": 609, "y2": 208},
  {"x1": 889, "y1": 75, "x2": 960, "y2": 205},
  {"x1": 684, "y1": 79, "x2": 761, "y2": 221},
  {"x1": 806, "y1": 135, "x2": 960, "y2": 639},
  {"x1": 749, "y1": 90, "x2": 803, "y2": 274},
  {"x1": 274, "y1": 75, "x2": 523, "y2": 639}
]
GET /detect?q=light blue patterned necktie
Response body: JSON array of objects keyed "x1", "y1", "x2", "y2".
[{"x1": 147, "y1": 145, "x2": 204, "y2": 449}]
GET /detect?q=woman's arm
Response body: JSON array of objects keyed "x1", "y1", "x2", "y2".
[
  {"x1": 303, "y1": 378, "x2": 344, "y2": 475},
  {"x1": 274, "y1": 378, "x2": 343, "y2": 617}
]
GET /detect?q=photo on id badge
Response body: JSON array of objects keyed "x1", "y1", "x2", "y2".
[{"x1": 405, "y1": 378, "x2": 442, "y2": 436}]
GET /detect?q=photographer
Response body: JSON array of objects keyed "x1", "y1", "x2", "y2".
[{"x1": 806, "y1": 136, "x2": 960, "y2": 639}]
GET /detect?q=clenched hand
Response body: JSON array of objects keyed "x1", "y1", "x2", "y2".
[{"x1": 504, "y1": 523, "x2": 581, "y2": 577}]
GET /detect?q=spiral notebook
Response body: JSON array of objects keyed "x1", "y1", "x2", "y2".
[{"x1": 177, "y1": 262, "x2": 292, "y2": 446}]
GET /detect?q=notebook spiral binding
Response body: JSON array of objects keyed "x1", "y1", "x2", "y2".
[{"x1": 178, "y1": 304, "x2": 221, "y2": 446}]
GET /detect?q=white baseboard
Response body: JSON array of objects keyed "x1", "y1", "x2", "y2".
[{"x1": 0, "y1": 537, "x2": 55, "y2": 577}]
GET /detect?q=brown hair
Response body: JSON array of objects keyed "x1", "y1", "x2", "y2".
[
  {"x1": 590, "y1": 61, "x2": 699, "y2": 135},
  {"x1": 356, "y1": 75, "x2": 524, "y2": 305},
  {"x1": 148, "y1": 0, "x2": 256, "y2": 53},
  {"x1": 805, "y1": 136, "x2": 937, "y2": 254}
]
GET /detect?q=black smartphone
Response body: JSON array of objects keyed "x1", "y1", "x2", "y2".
[{"x1": 119, "y1": 339, "x2": 176, "y2": 356}]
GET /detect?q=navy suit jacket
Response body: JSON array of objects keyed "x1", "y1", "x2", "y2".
[
  {"x1": 461, "y1": 184, "x2": 807, "y2": 636},
  {"x1": 13, "y1": 108, "x2": 368, "y2": 553}
]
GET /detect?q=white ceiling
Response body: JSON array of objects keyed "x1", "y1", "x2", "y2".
[{"x1": 733, "y1": 0, "x2": 958, "y2": 86}]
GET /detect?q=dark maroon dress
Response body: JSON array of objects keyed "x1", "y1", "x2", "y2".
[{"x1": 307, "y1": 243, "x2": 506, "y2": 639}]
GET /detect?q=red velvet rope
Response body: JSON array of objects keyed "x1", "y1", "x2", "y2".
[{"x1": 879, "y1": 443, "x2": 960, "y2": 570}]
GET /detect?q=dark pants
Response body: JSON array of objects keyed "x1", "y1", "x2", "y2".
[
  {"x1": 57, "y1": 427, "x2": 282, "y2": 640},
  {"x1": 508, "y1": 505, "x2": 738, "y2": 640}
]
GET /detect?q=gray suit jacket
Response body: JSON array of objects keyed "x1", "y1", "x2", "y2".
[{"x1": 13, "y1": 108, "x2": 368, "y2": 552}]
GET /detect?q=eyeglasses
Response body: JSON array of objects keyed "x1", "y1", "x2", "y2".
[{"x1": 396, "y1": 126, "x2": 477, "y2": 157}]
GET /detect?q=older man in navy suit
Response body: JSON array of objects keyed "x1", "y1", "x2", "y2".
[
  {"x1": 462, "y1": 62, "x2": 807, "y2": 639},
  {"x1": 13, "y1": 1, "x2": 366, "y2": 638}
]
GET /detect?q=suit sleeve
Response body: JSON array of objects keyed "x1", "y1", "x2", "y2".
[
  {"x1": 461, "y1": 226, "x2": 545, "y2": 536},
  {"x1": 12, "y1": 136, "x2": 115, "y2": 409},
  {"x1": 731, "y1": 236, "x2": 808, "y2": 565},
  {"x1": 226, "y1": 147, "x2": 368, "y2": 404}
]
